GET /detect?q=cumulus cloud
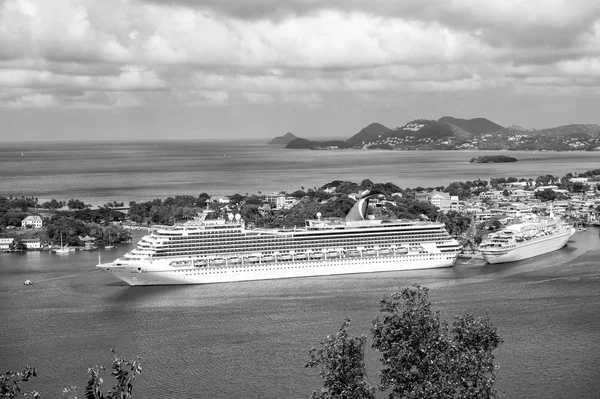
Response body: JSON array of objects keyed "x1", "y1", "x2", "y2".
[{"x1": 0, "y1": 0, "x2": 599, "y2": 111}]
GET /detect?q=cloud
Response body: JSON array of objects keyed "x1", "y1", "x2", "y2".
[{"x1": 0, "y1": 0, "x2": 599, "y2": 111}]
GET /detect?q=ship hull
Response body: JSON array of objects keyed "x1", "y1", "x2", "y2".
[
  {"x1": 481, "y1": 228, "x2": 574, "y2": 264},
  {"x1": 99, "y1": 253, "x2": 458, "y2": 286}
]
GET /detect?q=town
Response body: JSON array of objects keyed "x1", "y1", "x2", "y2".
[{"x1": 1, "y1": 169, "x2": 599, "y2": 254}]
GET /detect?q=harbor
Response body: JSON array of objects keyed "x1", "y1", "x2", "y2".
[{"x1": 1, "y1": 227, "x2": 599, "y2": 398}]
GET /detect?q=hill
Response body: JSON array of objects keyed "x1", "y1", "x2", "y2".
[
  {"x1": 536, "y1": 124, "x2": 600, "y2": 138},
  {"x1": 345, "y1": 123, "x2": 391, "y2": 146},
  {"x1": 282, "y1": 118, "x2": 600, "y2": 151},
  {"x1": 286, "y1": 138, "x2": 348, "y2": 149},
  {"x1": 269, "y1": 132, "x2": 299, "y2": 144},
  {"x1": 438, "y1": 116, "x2": 504, "y2": 135}
]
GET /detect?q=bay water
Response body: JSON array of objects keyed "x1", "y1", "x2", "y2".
[
  {"x1": 1, "y1": 229, "x2": 599, "y2": 398},
  {"x1": 1, "y1": 140, "x2": 600, "y2": 398},
  {"x1": 1, "y1": 140, "x2": 599, "y2": 206}
]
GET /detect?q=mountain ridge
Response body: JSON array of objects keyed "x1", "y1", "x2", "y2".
[{"x1": 275, "y1": 117, "x2": 600, "y2": 151}]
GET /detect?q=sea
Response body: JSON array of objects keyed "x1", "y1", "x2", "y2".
[{"x1": 1, "y1": 140, "x2": 600, "y2": 398}]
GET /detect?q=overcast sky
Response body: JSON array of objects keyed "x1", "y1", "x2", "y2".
[{"x1": 1, "y1": 0, "x2": 599, "y2": 141}]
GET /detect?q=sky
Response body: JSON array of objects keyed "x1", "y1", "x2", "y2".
[{"x1": 1, "y1": 0, "x2": 600, "y2": 141}]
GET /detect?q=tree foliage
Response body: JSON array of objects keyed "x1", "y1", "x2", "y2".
[
  {"x1": 310, "y1": 287, "x2": 503, "y2": 399},
  {"x1": 0, "y1": 350, "x2": 141, "y2": 399},
  {"x1": 0, "y1": 366, "x2": 39, "y2": 399},
  {"x1": 372, "y1": 286, "x2": 502, "y2": 399},
  {"x1": 306, "y1": 319, "x2": 375, "y2": 399}
]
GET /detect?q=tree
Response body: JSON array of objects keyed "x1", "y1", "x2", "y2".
[
  {"x1": 0, "y1": 350, "x2": 141, "y2": 399},
  {"x1": 67, "y1": 198, "x2": 87, "y2": 211},
  {"x1": 0, "y1": 366, "x2": 39, "y2": 398},
  {"x1": 371, "y1": 286, "x2": 502, "y2": 399},
  {"x1": 306, "y1": 319, "x2": 375, "y2": 399},
  {"x1": 41, "y1": 199, "x2": 65, "y2": 210}
]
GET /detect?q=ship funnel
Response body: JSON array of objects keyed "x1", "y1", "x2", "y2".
[{"x1": 345, "y1": 189, "x2": 385, "y2": 221}]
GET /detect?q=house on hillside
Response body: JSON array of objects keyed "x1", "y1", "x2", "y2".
[{"x1": 21, "y1": 215, "x2": 43, "y2": 228}]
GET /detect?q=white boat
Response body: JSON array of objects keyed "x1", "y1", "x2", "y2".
[
  {"x1": 97, "y1": 190, "x2": 462, "y2": 286},
  {"x1": 479, "y1": 213, "x2": 575, "y2": 264},
  {"x1": 105, "y1": 232, "x2": 116, "y2": 249},
  {"x1": 53, "y1": 233, "x2": 74, "y2": 253}
]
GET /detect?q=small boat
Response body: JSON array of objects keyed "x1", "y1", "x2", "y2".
[
  {"x1": 246, "y1": 256, "x2": 260, "y2": 263},
  {"x1": 53, "y1": 233, "x2": 73, "y2": 253},
  {"x1": 294, "y1": 253, "x2": 308, "y2": 260},
  {"x1": 23, "y1": 279, "x2": 32, "y2": 286},
  {"x1": 228, "y1": 257, "x2": 242, "y2": 264},
  {"x1": 278, "y1": 254, "x2": 292, "y2": 262},
  {"x1": 310, "y1": 252, "x2": 324, "y2": 259},
  {"x1": 262, "y1": 255, "x2": 275, "y2": 263},
  {"x1": 346, "y1": 250, "x2": 361, "y2": 257},
  {"x1": 326, "y1": 251, "x2": 340, "y2": 258},
  {"x1": 379, "y1": 248, "x2": 392, "y2": 256},
  {"x1": 364, "y1": 249, "x2": 377, "y2": 256},
  {"x1": 105, "y1": 232, "x2": 116, "y2": 249},
  {"x1": 212, "y1": 258, "x2": 225, "y2": 265}
]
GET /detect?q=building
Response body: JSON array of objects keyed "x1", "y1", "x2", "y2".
[
  {"x1": 22, "y1": 238, "x2": 41, "y2": 250},
  {"x1": 569, "y1": 177, "x2": 589, "y2": 184},
  {"x1": 265, "y1": 193, "x2": 299, "y2": 210},
  {"x1": 0, "y1": 238, "x2": 15, "y2": 251},
  {"x1": 21, "y1": 215, "x2": 43, "y2": 228}
]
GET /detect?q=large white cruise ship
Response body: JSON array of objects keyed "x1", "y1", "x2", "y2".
[
  {"x1": 479, "y1": 212, "x2": 575, "y2": 264},
  {"x1": 98, "y1": 191, "x2": 462, "y2": 285}
]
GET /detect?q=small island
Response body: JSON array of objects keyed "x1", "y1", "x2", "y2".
[{"x1": 469, "y1": 155, "x2": 518, "y2": 163}]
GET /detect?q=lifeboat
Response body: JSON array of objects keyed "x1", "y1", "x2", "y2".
[
  {"x1": 246, "y1": 256, "x2": 260, "y2": 263},
  {"x1": 364, "y1": 249, "x2": 377, "y2": 257},
  {"x1": 327, "y1": 251, "x2": 340, "y2": 258},
  {"x1": 294, "y1": 253, "x2": 308, "y2": 260},
  {"x1": 346, "y1": 250, "x2": 360, "y2": 257},
  {"x1": 278, "y1": 254, "x2": 292, "y2": 262},
  {"x1": 262, "y1": 255, "x2": 275, "y2": 263},
  {"x1": 194, "y1": 259, "x2": 207, "y2": 267},
  {"x1": 310, "y1": 252, "x2": 324, "y2": 259},
  {"x1": 228, "y1": 257, "x2": 242, "y2": 264},
  {"x1": 379, "y1": 248, "x2": 392, "y2": 256},
  {"x1": 396, "y1": 247, "x2": 409, "y2": 254},
  {"x1": 212, "y1": 258, "x2": 225, "y2": 265}
]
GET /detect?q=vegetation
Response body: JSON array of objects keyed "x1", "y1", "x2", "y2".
[
  {"x1": 0, "y1": 350, "x2": 142, "y2": 399},
  {"x1": 470, "y1": 155, "x2": 517, "y2": 163},
  {"x1": 308, "y1": 286, "x2": 503, "y2": 399},
  {"x1": 306, "y1": 320, "x2": 375, "y2": 399}
]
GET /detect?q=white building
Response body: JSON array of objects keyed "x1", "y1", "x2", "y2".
[
  {"x1": 21, "y1": 215, "x2": 43, "y2": 228},
  {"x1": 0, "y1": 238, "x2": 15, "y2": 251},
  {"x1": 569, "y1": 177, "x2": 589, "y2": 183},
  {"x1": 22, "y1": 238, "x2": 41, "y2": 249},
  {"x1": 429, "y1": 192, "x2": 459, "y2": 212}
]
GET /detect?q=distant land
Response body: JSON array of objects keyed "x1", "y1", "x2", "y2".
[
  {"x1": 269, "y1": 132, "x2": 299, "y2": 144},
  {"x1": 279, "y1": 117, "x2": 600, "y2": 151},
  {"x1": 469, "y1": 155, "x2": 518, "y2": 163}
]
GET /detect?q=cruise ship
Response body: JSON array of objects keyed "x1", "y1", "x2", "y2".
[
  {"x1": 97, "y1": 191, "x2": 462, "y2": 285},
  {"x1": 479, "y1": 212, "x2": 575, "y2": 264}
]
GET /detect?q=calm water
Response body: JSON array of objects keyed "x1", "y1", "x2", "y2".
[
  {"x1": 1, "y1": 141, "x2": 600, "y2": 398},
  {"x1": 1, "y1": 140, "x2": 599, "y2": 206},
  {"x1": 1, "y1": 229, "x2": 600, "y2": 398}
]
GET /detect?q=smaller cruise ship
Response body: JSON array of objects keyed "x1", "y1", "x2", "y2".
[{"x1": 479, "y1": 212, "x2": 575, "y2": 264}]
